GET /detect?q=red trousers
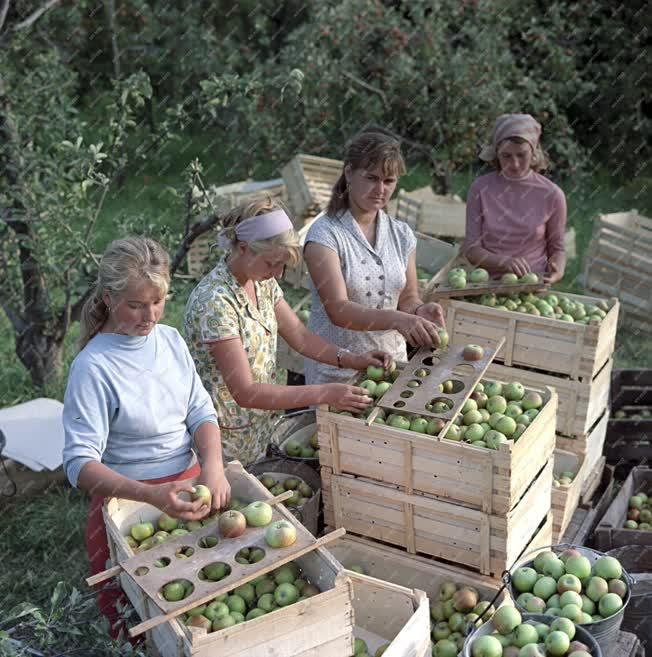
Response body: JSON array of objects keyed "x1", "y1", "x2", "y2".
[{"x1": 86, "y1": 463, "x2": 201, "y2": 640}]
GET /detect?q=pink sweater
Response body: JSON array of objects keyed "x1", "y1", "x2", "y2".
[{"x1": 462, "y1": 171, "x2": 567, "y2": 275}]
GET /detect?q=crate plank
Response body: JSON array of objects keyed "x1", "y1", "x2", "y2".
[
  {"x1": 551, "y1": 450, "x2": 585, "y2": 542},
  {"x1": 324, "y1": 460, "x2": 552, "y2": 577}
]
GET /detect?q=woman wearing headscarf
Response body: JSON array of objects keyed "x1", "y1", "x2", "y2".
[
  {"x1": 302, "y1": 128, "x2": 445, "y2": 386},
  {"x1": 462, "y1": 114, "x2": 568, "y2": 284}
]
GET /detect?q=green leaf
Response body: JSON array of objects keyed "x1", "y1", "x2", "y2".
[{"x1": 50, "y1": 581, "x2": 67, "y2": 611}]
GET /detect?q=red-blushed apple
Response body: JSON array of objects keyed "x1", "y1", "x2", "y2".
[
  {"x1": 265, "y1": 519, "x2": 297, "y2": 548},
  {"x1": 463, "y1": 344, "x2": 485, "y2": 361},
  {"x1": 218, "y1": 510, "x2": 246, "y2": 538}
]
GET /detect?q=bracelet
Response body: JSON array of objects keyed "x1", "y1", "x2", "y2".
[
  {"x1": 413, "y1": 303, "x2": 425, "y2": 315},
  {"x1": 336, "y1": 348, "x2": 349, "y2": 368}
]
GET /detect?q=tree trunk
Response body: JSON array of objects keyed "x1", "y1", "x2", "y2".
[{"x1": 14, "y1": 324, "x2": 65, "y2": 389}]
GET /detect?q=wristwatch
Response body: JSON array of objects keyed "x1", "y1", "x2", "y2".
[{"x1": 336, "y1": 348, "x2": 350, "y2": 368}]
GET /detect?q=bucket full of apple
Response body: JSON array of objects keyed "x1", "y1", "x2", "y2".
[
  {"x1": 269, "y1": 410, "x2": 320, "y2": 468},
  {"x1": 507, "y1": 543, "x2": 634, "y2": 656},
  {"x1": 247, "y1": 457, "x2": 321, "y2": 536}
]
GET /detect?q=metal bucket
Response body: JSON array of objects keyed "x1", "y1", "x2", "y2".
[
  {"x1": 507, "y1": 543, "x2": 634, "y2": 656},
  {"x1": 606, "y1": 545, "x2": 652, "y2": 652},
  {"x1": 268, "y1": 410, "x2": 320, "y2": 471},
  {"x1": 462, "y1": 612, "x2": 602, "y2": 657},
  {"x1": 247, "y1": 457, "x2": 321, "y2": 536}
]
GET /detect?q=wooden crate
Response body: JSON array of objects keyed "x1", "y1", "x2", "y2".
[
  {"x1": 394, "y1": 187, "x2": 466, "y2": 239},
  {"x1": 103, "y1": 461, "x2": 355, "y2": 657},
  {"x1": 342, "y1": 569, "x2": 430, "y2": 657},
  {"x1": 551, "y1": 450, "x2": 586, "y2": 542},
  {"x1": 556, "y1": 408, "x2": 609, "y2": 483},
  {"x1": 486, "y1": 358, "x2": 612, "y2": 438},
  {"x1": 321, "y1": 460, "x2": 552, "y2": 577},
  {"x1": 437, "y1": 292, "x2": 619, "y2": 381},
  {"x1": 583, "y1": 211, "x2": 652, "y2": 333},
  {"x1": 281, "y1": 154, "x2": 343, "y2": 225},
  {"x1": 186, "y1": 178, "x2": 287, "y2": 278},
  {"x1": 317, "y1": 381, "x2": 557, "y2": 516},
  {"x1": 594, "y1": 466, "x2": 652, "y2": 552}
]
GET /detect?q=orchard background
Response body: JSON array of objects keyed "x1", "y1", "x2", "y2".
[{"x1": 0, "y1": 1, "x2": 650, "y2": 653}]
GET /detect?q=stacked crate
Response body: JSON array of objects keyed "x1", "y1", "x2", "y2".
[
  {"x1": 318, "y1": 366, "x2": 556, "y2": 578},
  {"x1": 427, "y1": 254, "x2": 619, "y2": 541},
  {"x1": 583, "y1": 210, "x2": 652, "y2": 334}
]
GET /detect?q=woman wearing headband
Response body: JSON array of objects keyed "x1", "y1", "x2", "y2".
[
  {"x1": 184, "y1": 197, "x2": 392, "y2": 466},
  {"x1": 302, "y1": 128, "x2": 445, "y2": 386},
  {"x1": 462, "y1": 114, "x2": 568, "y2": 284}
]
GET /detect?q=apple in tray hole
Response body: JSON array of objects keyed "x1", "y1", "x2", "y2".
[
  {"x1": 463, "y1": 344, "x2": 485, "y2": 361},
  {"x1": 265, "y1": 520, "x2": 297, "y2": 548}
]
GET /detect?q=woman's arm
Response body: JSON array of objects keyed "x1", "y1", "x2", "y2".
[
  {"x1": 194, "y1": 422, "x2": 230, "y2": 511},
  {"x1": 303, "y1": 242, "x2": 439, "y2": 345},
  {"x1": 275, "y1": 298, "x2": 390, "y2": 371},
  {"x1": 77, "y1": 461, "x2": 210, "y2": 520},
  {"x1": 544, "y1": 189, "x2": 568, "y2": 284},
  {"x1": 208, "y1": 337, "x2": 372, "y2": 412}
]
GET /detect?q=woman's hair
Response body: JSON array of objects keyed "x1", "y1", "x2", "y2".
[
  {"x1": 78, "y1": 236, "x2": 170, "y2": 350},
  {"x1": 219, "y1": 196, "x2": 301, "y2": 267},
  {"x1": 491, "y1": 136, "x2": 549, "y2": 172},
  {"x1": 328, "y1": 127, "x2": 407, "y2": 216}
]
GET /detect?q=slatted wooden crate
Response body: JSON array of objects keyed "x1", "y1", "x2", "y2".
[
  {"x1": 594, "y1": 466, "x2": 652, "y2": 552},
  {"x1": 341, "y1": 570, "x2": 430, "y2": 657},
  {"x1": 583, "y1": 211, "x2": 652, "y2": 333},
  {"x1": 486, "y1": 358, "x2": 612, "y2": 438},
  {"x1": 551, "y1": 449, "x2": 586, "y2": 542},
  {"x1": 186, "y1": 178, "x2": 287, "y2": 278},
  {"x1": 317, "y1": 379, "x2": 557, "y2": 516},
  {"x1": 281, "y1": 154, "x2": 343, "y2": 226},
  {"x1": 103, "y1": 461, "x2": 355, "y2": 657},
  {"x1": 436, "y1": 292, "x2": 619, "y2": 381},
  {"x1": 556, "y1": 408, "x2": 609, "y2": 482},
  {"x1": 323, "y1": 467, "x2": 553, "y2": 578}
]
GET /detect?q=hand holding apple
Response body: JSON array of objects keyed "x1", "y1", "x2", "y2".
[
  {"x1": 144, "y1": 480, "x2": 214, "y2": 521},
  {"x1": 348, "y1": 350, "x2": 393, "y2": 375},
  {"x1": 323, "y1": 383, "x2": 373, "y2": 413},
  {"x1": 415, "y1": 301, "x2": 445, "y2": 328},
  {"x1": 196, "y1": 465, "x2": 231, "y2": 512},
  {"x1": 395, "y1": 312, "x2": 441, "y2": 347},
  {"x1": 505, "y1": 256, "x2": 531, "y2": 278}
]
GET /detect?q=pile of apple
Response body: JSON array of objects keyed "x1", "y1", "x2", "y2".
[
  {"x1": 258, "y1": 474, "x2": 314, "y2": 508},
  {"x1": 465, "y1": 291, "x2": 610, "y2": 324},
  {"x1": 613, "y1": 408, "x2": 652, "y2": 420},
  {"x1": 511, "y1": 549, "x2": 628, "y2": 625},
  {"x1": 624, "y1": 490, "x2": 651, "y2": 530},
  {"x1": 353, "y1": 637, "x2": 390, "y2": 657},
  {"x1": 447, "y1": 267, "x2": 542, "y2": 289},
  {"x1": 467, "y1": 605, "x2": 595, "y2": 657},
  {"x1": 553, "y1": 471, "x2": 577, "y2": 489},
  {"x1": 445, "y1": 380, "x2": 543, "y2": 449},
  {"x1": 283, "y1": 431, "x2": 319, "y2": 459},
  {"x1": 430, "y1": 579, "x2": 498, "y2": 655},
  {"x1": 174, "y1": 560, "x2": 322, "y2": 632}
]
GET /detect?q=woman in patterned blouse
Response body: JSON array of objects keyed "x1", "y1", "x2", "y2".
[{"x1": 184, "y1": 198, "x2": 392, "y2": 465}]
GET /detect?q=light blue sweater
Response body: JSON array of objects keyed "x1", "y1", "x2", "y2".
[{"x1": 62, "y1": 324, "x2": 218, "y2": 487}]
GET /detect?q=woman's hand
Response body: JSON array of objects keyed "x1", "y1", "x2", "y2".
[
  {"x1": 395, "y1": 312, "x2": 441, "y2": 348},
  {"x1": 543, "y1": 260, "x2": 564, "y2": 284},
  {"x1": 198, "y1": 465, "x2": 231, "y2": 512},
  {"x1": 506, "y1": 256, "x2": 531, "y2": 278},
  {"x1": 415, "y1": 302, "x2": 445, "y2": 328},
  {"x1": 324, "y1": 383, "x2": 373, "y2": 413},
  {"x1": 144, "y1": 480, "x2": 212, "y2": 521},
  {"x1": 348, "y1": 350, "x2": 393, "y2": 372}
]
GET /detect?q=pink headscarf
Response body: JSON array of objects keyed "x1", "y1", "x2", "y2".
[{"x1": 479, "y1": 114, "x2": 542, "y2": 162}]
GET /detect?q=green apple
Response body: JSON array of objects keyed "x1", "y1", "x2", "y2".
[
  {"x1": 438, "y1": 329, "x2": 449, "y2": 349},
  {"x1": 130, "y1": 521, "x2": 155, "y2": 542},
  {"x1": 410, "y1": 417, "x2": 428, "y2": 433},
  {"x1": 163, "y1": 580, "x2": 188, "y2": 602},
  {"x1": 486, "y1": 395, "x2": 507, "y2": 414},
  {"x1": 158, "y1": 513, "x2": 178, "y2": 532},
  {"x1": 192, "y1": 484, "x2": 212, "y2": 507},
  {"x1": 594, "y1": 555, "x2": 622, "y2": 580},
  {"x1": 470, "y1": 635, "x2": 503, "y2": 657},
  {"x1": 522, "y1": 392, "x2": 543, "y2": 410},
  {"x1": 598, "y1": 592, "x2": 623, "y2": 617},
  {"x1": 492, "y1": 605, "x2": 521, "y2": 635},
  {"x1": 366, "y1": 365, "x2": 385, "y2": 381},
  {"x1": 463, "y1": 344, "x2": 485, "y2": 360},
  {"x1": 275, "y1": 582, "x2": 299, "y2": 606},
  {"x1": 501, "y1": 272, "x2": 519, "y2": 284},
  {"x1": 503, "y1": 382, "x2": 525, "y2": 401},
  {"x1": 546, "y1": 630, "x2": 570, "y2": 656},
  {"x1": 359, "y1": 379, "x2": 377, "y2": 397},
  {"x1": 470, "y1": 268, "x2": 489, "y2": 283},
  {"x1": 265, "y1": 519, "x2": 297, "y2": 548},
  {"x1": 243, "y1": 501, "x2": 273, "y2": 527},
  {"x1": 285, "y1": 439, "x2": 302, "y2": 457},
  {"x1": 375, "y1": 381, "x2": 391, "y2": 398}
]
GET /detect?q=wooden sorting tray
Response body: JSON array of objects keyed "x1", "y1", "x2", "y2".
[{"x1": 375, "y1": 339, "x2": 504, "y2": 421}]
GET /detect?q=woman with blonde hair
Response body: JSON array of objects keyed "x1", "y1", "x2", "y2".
[
  {"x1": 462, "y1": 113, "x2": 568, "y2": 283},
  {"x1": 184, "y1": 197, "x2": 392, "y2": 466},
  {"x1": 302, "y1": 128, "x2": 445, "y2": 386},
  {"x1": 63, "y1": 236, "x2": 229, "y2": 639}
]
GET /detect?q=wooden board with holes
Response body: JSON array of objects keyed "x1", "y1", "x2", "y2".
[
  {"x1": 436, "y1": 292, "x2": 619, "y2": 381},
  {"x1": 375, "y1": 340, "x2": 503, "y2": 421},
  {"x1": 323, "y1": 465, "x2": 553, "y2": 577},
  {"x1": 317, "y1": 369, "x2": 557, "y2": 516}
]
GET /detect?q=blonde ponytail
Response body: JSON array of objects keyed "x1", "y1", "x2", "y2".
[{"x1": 78, "y1": 236, "x2": 170, "y2": 350}]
